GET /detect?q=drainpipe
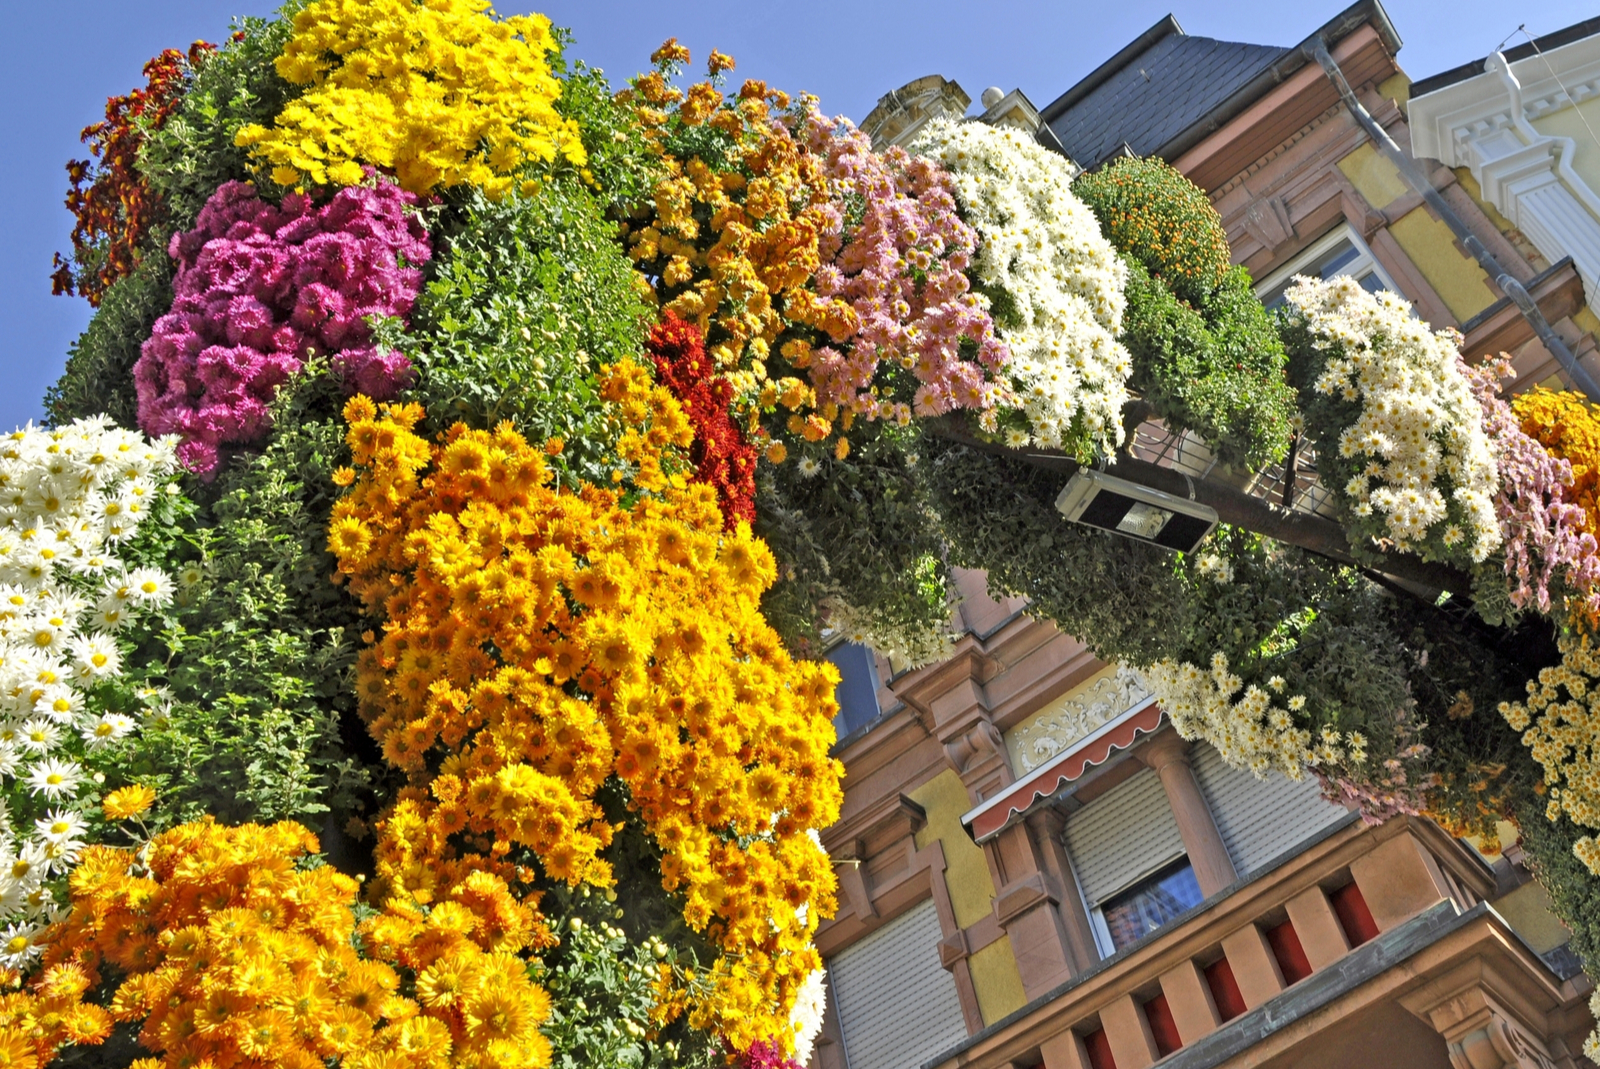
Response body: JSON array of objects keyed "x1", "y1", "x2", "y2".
[{"x1": 1304, "y1": 37, "x2": 1600, "y2": 403}]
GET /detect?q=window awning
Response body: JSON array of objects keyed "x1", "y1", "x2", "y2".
[{"x1": 961, "y1": 699, "x2": 1164, "y2": 843}]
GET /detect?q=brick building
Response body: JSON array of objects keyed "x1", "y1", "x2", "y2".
[{"x1": 808, "y1": 4, "x2": 1600, "y2": 1068}]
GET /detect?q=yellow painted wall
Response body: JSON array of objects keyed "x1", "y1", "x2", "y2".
[
  {"x1": 911, "y1": 770, "x2": 995, "y2": 928},
  {"x1": 1376, "y1": 73, "x2": 1411, "y2": 112},
  {"x1": 1491, "y1": 880, "x2": 1573, "y2": 954},
  {"x1": 1388, "y1": 207, "x2": 1497, "y2": 321},
  {"x1": 1338, "y1": 142, "x2": 1408, "y2": 210},
  {"x1": 968, "y1": 939, "x2": 1029, "y2": 1024},
  {"x1": 1532, "y1": 97, "x2": 1600, "y2": 198},
  {"x1": 909, "y1": 770, "x2": 1027, "y2": 1024}
]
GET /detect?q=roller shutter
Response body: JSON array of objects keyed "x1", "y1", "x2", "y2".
[
  {"x1": 829, "y1": 898, "x2": 969, "y2": 1069},
  {"x1": 1192, "y1": 741, "x2": 1349, "y2": 876},
  {"x1": 1063, "y1": 767, "x2": 1185, "y2": 906}
]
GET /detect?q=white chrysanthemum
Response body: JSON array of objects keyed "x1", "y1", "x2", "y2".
[
  {"x1": 789, "y1": 967, "x2": 828, "y2": 1064},
  {"x1": 0, "y1": 922, "x2": 43, "y2": 969},
  {"x1": 1285, "y1": 276, "x2": 1501, "y2": 564},
  {"x1": 1144, "y1": 653, "x2": 1320, "y2": 779},
  {"x1": 910, "y1": 119, "x2": 1131, "y2": 457},
  {"x1": 33, "y1": 809, "x2": 84, "y2": 845},
  {"x1": 25, "y1": 757, "x2": 83, "y2": 800},
  {"x1": 81, "y1": 713, "x2": 136, "y2": 751},
  {"x1": 125, "y1": 567, "x2": 173, "y2": 608},
  {"x1": 17, "y1": 720, "x2": 60, "y2": 755},
  {"x1": 68, "y1": 633, "x2": 121, "y2": 681}
]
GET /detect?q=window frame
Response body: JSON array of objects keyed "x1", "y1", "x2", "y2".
[
  {"x1": 1253, "y1": 223, "x2": 1400, "y2": 308},
  {"x1": 1088, "y1": 855, "x2": 1205, "y2": 957}
]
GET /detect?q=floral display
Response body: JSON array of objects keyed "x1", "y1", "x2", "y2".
[
  {"x1": 620, "y1": 52, "x2": 851, "y2": 410},
  {"x1": 329, "y1": 372, "x2": 841, "y2": 1049},
  {"x1": 1146, "y1": 653, "x2": 1345, "y2": 780},
  {"x1": 1465, "y1": 357, "x2": 1600, "y2": 620},
  {"x1": 801, "y1": 115, "x2": 1009, "y2": 425},
  {"x1": 1072, "y1": 156, "x2": 1232, "y2": 305},
  {"x1": 35, "y1": 2, "x2": 1600, "y2": 1061},
  {"x1": 1281, "y1": 276, "x2": 1500, "y2": 566},
  {"x1": 648, "y1": 315, "x2": 758, "y2": 526},
  {"x1": 0, "y1": 819, "x2": 552, "y2": 1069},
  {"x1": 52, "y1": 44, "x2": 214, "y2": 306},
  {"x1": 910, "y1": 118, "x2": 1130, "y2": 458},
  {"x1": 236, "y1": 0, "x2": 586, "y2": 197},
  {"x1": 134, "y1": 177, "x2": 430, "y2": 473},
  {"x1": 1076, "y1": 158, "x2": 1294, "y2": 471},
  {"x1": 0, "y1": 419, "x2": 178, "y2": 954},
  {"x1": 1514, "y1": 385, "x2": 1600, "y2": 540},
  {"x1": 1502, "y1": 635, "x2": 1600, "y2": 876}
]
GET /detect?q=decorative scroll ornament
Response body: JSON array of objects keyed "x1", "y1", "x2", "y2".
[{"x1": 1008, "y1": 666, "x2": 1153, "y2": 772}]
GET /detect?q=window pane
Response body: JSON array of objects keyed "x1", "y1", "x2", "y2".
[
  {"x1": 1102, "y1": 860, "x2": 1204, "y2": 950},
  {"x1": 1315, "y1": 241, "x2": 1361, "y2": 278},
  {"x1": 826, "y1": 642, "x2": 881, "y2": 739}
]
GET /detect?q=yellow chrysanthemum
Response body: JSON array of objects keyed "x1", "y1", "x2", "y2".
[
  {"x1": 100, "y1": 784, "x2": 156, "y2": 821},
  {"x1": 236, "y1": 0, "x2": 585, "y2": 196}
]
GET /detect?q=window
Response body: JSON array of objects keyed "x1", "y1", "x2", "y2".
[
  {"x1": 829, "y1": 899, "x2": 970, "y2": 1069},
  {"x1": 1098, "y1": 858, "x2": 1204, "y2": 951},
  {"x1": 825, "y1": 641, "x2": 881, "y2": 739},
  {"x1": 1255, "y1": 224, "x2": 1398, "y2": 310}
]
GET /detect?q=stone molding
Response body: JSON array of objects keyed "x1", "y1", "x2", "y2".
[{"x1": 1410, "y1": 38, "x2": 1600, "y2": 307}]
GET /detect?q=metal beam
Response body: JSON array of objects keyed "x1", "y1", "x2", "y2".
[{"x1": 929, "y1": 418, "x2": 1474, "y2": 597}]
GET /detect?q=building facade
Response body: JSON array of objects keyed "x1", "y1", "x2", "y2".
[{"x1": 809, "y1": 5, "x2": 1600, "y2": 1068}]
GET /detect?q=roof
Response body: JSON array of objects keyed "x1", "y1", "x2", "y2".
[
  {"x1": 1410, "y1": 15, "x2": 1600, "y2": 99},
  {"x1": 1038, "y1": 1, "x2": 1402, "y2": 170},
  {"x1": 1042, "y1": 18, "x2": 1288, "y2": 168}
]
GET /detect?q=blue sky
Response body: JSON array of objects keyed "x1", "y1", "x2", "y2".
[{"x1": 2, "y1": 1, "x2": 1592, "y2": 433}]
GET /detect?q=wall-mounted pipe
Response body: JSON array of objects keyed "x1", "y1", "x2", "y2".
[{"x1": 1305, "y1": 37, "x2": 1600, "y2": 403}]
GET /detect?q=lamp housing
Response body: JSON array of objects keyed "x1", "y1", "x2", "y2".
[{"x1": 1054, "y1": 469, "x2": 1218, "y2": 553}]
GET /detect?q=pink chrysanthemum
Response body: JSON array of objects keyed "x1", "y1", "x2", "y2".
[{"x1": 133, "y1": 175, "x2": 431, "y2": 474}]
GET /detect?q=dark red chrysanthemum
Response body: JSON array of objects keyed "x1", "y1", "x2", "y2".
[
  {"x1": 647, "y1": 313, "x2": 757, "y2": 528},
  {"x1": 54, "y1": 42, "x2": 215, "y2": 306}
]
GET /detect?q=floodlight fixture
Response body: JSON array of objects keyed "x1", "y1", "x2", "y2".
[{"x1": 1054, "y1": 469, "x2": 1219, "y2": 554}]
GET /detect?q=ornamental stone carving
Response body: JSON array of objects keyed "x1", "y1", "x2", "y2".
[
  {"x1": 1005, "y1": 665, "x2": 1153, "y2": 772},
  {"x1": 860, "y1": 75, "x2": 972, "y2": 152}
]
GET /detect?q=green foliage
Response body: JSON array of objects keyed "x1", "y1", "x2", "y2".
[
  {"x1": 533, "y1": 788, "x2": 721, "y2": 1069},
  {"x1": 44, "y1": 254, "x2": 171, "y2": 428},
  {"x1": 1120, "y1": 261, "x2": 1295, "y2": 470},
  {"x1": 118, "y1": 371, "x2": 376, "y2": 841},
  {"x1": 1073, "y1": 156, "x2": 1231, "y2": 305},
  {"x1": 397, "y1": 179, "x2": 649, "y2": 485},
  {"x1": 1515, "y1": 793, "x2": 1600, "y2": 983},
  {"x1": 928, "y1": 440, "x2": 1193, "y2": 664},
  {"x1": 756, "y1": 425, "x2": 953, "y2": 666},
  {"x1": 925, "y1": 440, "x2": 1508, "y2": 785},
  {"x1": 139, "y1": 8, "x2": 300, "y2": 232},
  {"x1": 548, "y1": 28, "x2": 664, "y2": 211}
]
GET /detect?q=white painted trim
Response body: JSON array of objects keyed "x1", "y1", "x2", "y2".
[
  {"x1": 1253, "y1": 223, "x2": 1399, "y2": 301},
  {"x1": 1408, "y1": 36, "x2": 1600, "y2": 308}
]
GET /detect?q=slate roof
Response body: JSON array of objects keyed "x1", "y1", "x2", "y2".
[{"x1": 1042, "y1": 17, "x2": 1288, "y2": 169}]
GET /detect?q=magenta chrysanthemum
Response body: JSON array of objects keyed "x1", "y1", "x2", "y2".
[
  {"x1": 736, "y1": 1041, "x2": 806, "y2": 1069},
  {"x1": 803, "y1": 112, "x2": 1009, "y2": 423},
  {"x1": 133, "y1": 176, "x2": 430, "y2": 473},
  {"x1": 1465, "y1": 355, "x2": 1600, "y2": 617}
]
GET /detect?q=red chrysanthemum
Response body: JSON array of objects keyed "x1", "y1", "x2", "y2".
[{"x1": 648, "y1": 313, "x2": 758, "y2": 527}]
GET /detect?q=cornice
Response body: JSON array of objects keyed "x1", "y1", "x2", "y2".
[{"x1": 1409, "y1": 34, "x2": 1600, "y2": 166}]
